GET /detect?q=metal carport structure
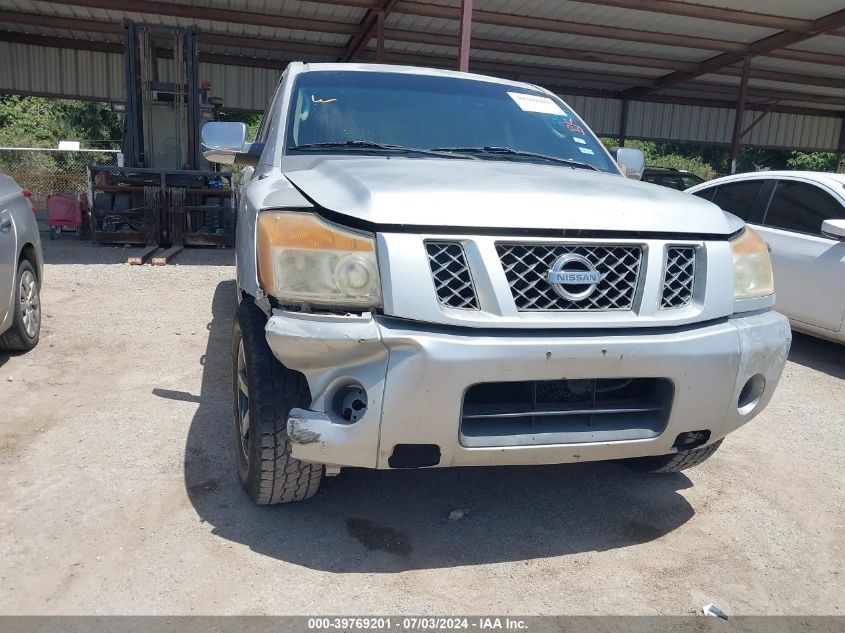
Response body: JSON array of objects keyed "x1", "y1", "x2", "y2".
[{"x1": 1, "y1": 0, "x2": 844, "y2": 170}]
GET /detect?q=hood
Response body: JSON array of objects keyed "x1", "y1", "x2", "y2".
[{"x1": 283, "y1": 157, "x2": 742, "y2": 236}]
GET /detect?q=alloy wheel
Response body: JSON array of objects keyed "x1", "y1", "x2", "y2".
[
  {"x1": 19, "y1": 269, "x2": 39, "y2": 339},
  {"x1": 235, "y1": 340, "x2": 250, "y2": 463}
]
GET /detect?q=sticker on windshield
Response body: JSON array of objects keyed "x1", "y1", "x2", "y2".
[
  {"x1": 573, "y1": 137, "x2": 587, "y2": 144},
  {"x1": 565, "y1": 120, "x2": 585, "y2": 135},
  {"x1": 578, "y1": 147, "x2": 595, "y2": 155},
  {"x1": 507, "y1": 92, "x2": 566, "y2": 115}
]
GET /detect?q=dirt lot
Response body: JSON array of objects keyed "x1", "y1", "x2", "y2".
[{"x1": 0, "y1": 239, "x2": 843, "y2": 615}]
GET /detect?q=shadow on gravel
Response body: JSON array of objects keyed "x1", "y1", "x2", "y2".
[
  {"x1": 0, "y1": 348, "x2": 32, "y2": 368},
  {"x1": 185, "y1": 280, "x2": 695, "y2": 572},
  {"x1": 0, "y1": 352, "x2": 13, "y2": 369},
  {"x1": 787, "y1": 332, "x2": 844, "y2": 380},
  {"x1": 42, "y1": 238, "x2": 234, "y2": 266}
]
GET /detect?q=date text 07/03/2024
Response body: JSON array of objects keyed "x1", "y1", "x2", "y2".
[{"x1": 307, "y1": 618, "x2": 529, "y2": 630}]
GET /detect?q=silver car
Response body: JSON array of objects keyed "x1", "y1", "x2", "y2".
[
  {"x1": 0, "y1": 174, "x2": 43, "y2": 352},
  {"x1": 202, "y1": 63, "x2": 791, "y2": 505},
  {"x1": 687, "y1": 171, "x2": 845, "y2": 344}
]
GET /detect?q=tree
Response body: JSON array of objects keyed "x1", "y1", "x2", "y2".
[
  {"x1": 0, "y1": 96, "x2": 122, "y2": 148},
  {"x1": 786, "y1": 152, "x2": 836, "y2": 172},
  {"x1": 0, "y1": 96, "x2": 124, "y2": 200},
  {"x1": 600, "y1": 138, "x2": 719, "y2": 180}
]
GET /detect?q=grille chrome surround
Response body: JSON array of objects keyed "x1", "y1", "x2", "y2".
[
  {"x1": 425, "y1": 241, "x2": 479, "y2": 310},
  {"x1": 661, "y1": 247, "x2": 696, "y2": 309},
  {"x1": 497, "y1": 243, "x2": 642, "y2": 311}
]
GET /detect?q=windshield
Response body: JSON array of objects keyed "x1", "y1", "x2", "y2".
[{"x1": 284, "y1": 70, "x2": 618, "y2": 173}]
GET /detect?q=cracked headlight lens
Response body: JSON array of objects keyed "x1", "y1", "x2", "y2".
[{"x1": 257, "y1": 211, "x2": 382, "y2": 308}]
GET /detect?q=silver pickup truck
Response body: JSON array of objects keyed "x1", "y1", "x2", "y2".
[{"x1": 202, "y1": 63, "x2": 791, "y2": 505}]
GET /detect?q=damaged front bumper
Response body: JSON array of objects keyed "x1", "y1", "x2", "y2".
[{"x1": 265, "y1": 309, "x2": 791, "y2": 470}]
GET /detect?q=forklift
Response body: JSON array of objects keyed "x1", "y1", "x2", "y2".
[{"x1": 88, "y1": 21, "x2": 235, "y2": 265}]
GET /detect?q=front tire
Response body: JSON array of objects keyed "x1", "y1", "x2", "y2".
[
  {"x1": 231, "y1": 299, "x2": 323, "y2": 504},
  {"x1": 0, "y1": 259, "x2": 41, "y2": 352},
  {"x1": 625, "y1": 440, "x2": 723, "y2": 473}
]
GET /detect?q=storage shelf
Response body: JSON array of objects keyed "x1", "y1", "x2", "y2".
[{"x1": 94, "y1": 185, "x2": 146, "y2": 192}]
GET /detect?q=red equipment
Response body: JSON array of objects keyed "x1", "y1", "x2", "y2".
[
  {"x1": 22, "y1": 190, "x2": 36, "y2": 214},
  {"x1": 47, "y1": 193, "x2": 88, "y2": 240}
]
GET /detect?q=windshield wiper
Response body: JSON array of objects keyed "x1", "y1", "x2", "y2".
[
  {"x1": 430, "y1": 146, "x2": 598, "y2": 170},
  {"x1": 289, "y1": 140, "x2": 475, "y2": 159}
]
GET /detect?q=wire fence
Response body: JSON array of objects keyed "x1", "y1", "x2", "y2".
[{"x1": 0, "y1": 148, "x2": 123, "y2": 209}]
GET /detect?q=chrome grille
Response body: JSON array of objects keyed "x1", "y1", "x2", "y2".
[
  {"x1": 661, "y1": 247, "x2": 696, "y2": 309},
  {"x1": 497, "y1": 243, "x2": 642, "y2": 311},
  {"x1": 425, "y1": 241, "x2": 479, "y2": 309}
]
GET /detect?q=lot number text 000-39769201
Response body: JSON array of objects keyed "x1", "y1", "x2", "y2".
[{"x1": 307, "y1": 618, "x2": 529, "y2": 631}]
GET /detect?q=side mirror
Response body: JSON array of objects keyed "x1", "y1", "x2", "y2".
[
  {"x1": 821, "y1": 219, "x2": 845, "y2": 241},
  {"x1": 201, "y1": 122, "x2": 248, "y2": 165},
  {"x1": 612, "y1": 147, "x2": 645, "y2": 180}
]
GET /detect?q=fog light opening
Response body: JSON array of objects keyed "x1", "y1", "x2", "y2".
[
  {"x1": 673, "y1": 430, "x2": 710, "y2": 450},
  {"x1": 332, "y1": 385, "x2": 368, "y2": 423},
  {"x1": 738, "y1": 373, "x2": 766, "y2": 415}
]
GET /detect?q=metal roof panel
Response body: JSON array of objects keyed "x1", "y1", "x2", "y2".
[{"x1": 473, "y1": 0, "x2": 778, "y2": 42}]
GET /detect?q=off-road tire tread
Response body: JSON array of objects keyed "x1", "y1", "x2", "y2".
[
  {"x1": 627, "y1": 439, "x2": 723, "y2": 473},
  {"x1": 0, "y1": 260, "x2": 39, "y2": 352},
  {"x1": 236, "y1": 300, "x2": 322, "y2": 504}
]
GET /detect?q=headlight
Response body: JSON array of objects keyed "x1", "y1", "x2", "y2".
[
  {"x1": 256, "y1": 211, "x2": 382, "y2": 308},
  {"x1": 731, "y1": 226, "x2": 774, "y2": 301}
]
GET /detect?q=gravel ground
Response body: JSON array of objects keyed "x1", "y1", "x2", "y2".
[{"x1": 0, "y1": 239, "x2": 843, "y2": 615}]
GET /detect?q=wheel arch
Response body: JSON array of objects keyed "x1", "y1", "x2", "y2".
[{"x1": 19, "y1": 243, "x2": 40, "y2": 285}]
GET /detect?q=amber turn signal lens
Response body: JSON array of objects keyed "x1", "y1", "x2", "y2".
[{"x1": 256, "y1": 211, "x2": 381, "y2": 308}]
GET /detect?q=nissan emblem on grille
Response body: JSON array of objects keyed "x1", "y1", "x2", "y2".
[
  {"x1": 497, "y1": 243, "x2": 642, "y2": 311},
  {"x1": 547, "y1": 253, "x2": 601, "y2": 301}
]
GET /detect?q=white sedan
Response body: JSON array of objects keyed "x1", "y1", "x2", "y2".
[{"x1": 687, "y1": 171, "x2": 845, "y2": 344}]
